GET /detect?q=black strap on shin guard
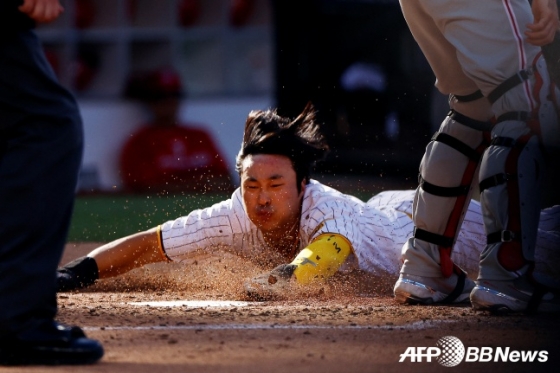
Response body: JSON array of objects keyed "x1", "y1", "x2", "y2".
[
  {"x1": 419, "y1": 176, "x2": 471, "y2": 198},
  {"x1": 441, "y1": 269, "x2": 467, "y2": 304},
  {"x1": 448, "y1": 110, "x2": 494, "y2": 132},
  {"x1": 487, "y1": 230, "x2": 521, "y2": 244},
  {"x1": 413, "y1": 227, "x2": 454, "y2": 248},
  {"x1": 481, "y1": 131, "x2": 551, "y2": 314},
  {"x1": 413, "y1": 226, "x2": 469, "y2": 302},
  {"x1": 431, "y1": 132, "x2": 482, "y2": 162},
  {"x1": 525, "y1": 264, "x2": 551, "y2": 315}
]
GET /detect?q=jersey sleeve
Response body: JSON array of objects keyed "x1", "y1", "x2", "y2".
[
  {"x1": 160, "y1": 189, "x2": 250, "y2": 262},
  {"x1": 299, "y1": 182, "x2": 363, "y2": 248}
]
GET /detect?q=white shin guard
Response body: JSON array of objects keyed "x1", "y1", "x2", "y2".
[
  {"x1": 478, "y1": 120, "x2": 546, "y2": 280},
  {"x1": 401, "y1": 111, "x2": 489, "y2": 278}
]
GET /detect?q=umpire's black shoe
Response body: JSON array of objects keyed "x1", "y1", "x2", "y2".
[{"x1": 0, "y1": 321, "x2": 104, "y2": 365}]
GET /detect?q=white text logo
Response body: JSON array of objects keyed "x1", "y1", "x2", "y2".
[{"x1": 399, "y1": 336, "x2": 548, "y2": 366}]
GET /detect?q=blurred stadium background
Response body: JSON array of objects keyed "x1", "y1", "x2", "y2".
[
  {"x1": 38, "y1": 0, "x2": 444, "y2": 194},
  {"x1": 37, "y1": 1, "x2": 458, "y2": 241}
]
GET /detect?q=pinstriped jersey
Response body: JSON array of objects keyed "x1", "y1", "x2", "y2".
[{"x1": 160, "y1": 180, "x2": 559, "y2": 278}]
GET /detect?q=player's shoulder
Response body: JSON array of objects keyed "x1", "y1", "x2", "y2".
[
  {"x1": 304, "y1": 179, "x2": 364, "y2": 205},
  {"x1": 366, "y1": 189, "x2": 415, "y2": 213},
  {"x1": 207, "y1": 187, "x2": 243, "y2": 213},
  {"x1": 305, "y1": 179, "x2": 343, "y2": 196},
  {"x1": 370, "y1": 189, "x2": 415, "y2": 201},
  {"x1": 164, "y1": 187, "x2": 248, "y2": 230}
]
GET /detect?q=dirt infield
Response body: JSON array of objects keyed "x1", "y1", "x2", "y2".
[{"x1": 7, "y1": 242, "x2": 559, "y2": 373}]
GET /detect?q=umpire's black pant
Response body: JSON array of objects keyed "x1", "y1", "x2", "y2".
[{"x1": 0, "y1": 29, "x2": 83, "y2": 338}]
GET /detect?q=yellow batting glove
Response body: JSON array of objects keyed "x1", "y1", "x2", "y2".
[{"x1": 291, "y1": 233, "x2": 352, "y2": 284}]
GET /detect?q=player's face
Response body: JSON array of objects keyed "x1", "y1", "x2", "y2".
[{"x1": 240, "y1": 154, "x2": 305, "y2": 235}]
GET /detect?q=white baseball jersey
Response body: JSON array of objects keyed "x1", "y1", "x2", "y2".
[{"x1": 160, "y1": 180, "x2": 559, "y2": 279}]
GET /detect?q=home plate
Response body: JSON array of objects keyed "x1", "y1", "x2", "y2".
[{"x1": 128, "y1": 300, "x2": 254, "y2": 308}]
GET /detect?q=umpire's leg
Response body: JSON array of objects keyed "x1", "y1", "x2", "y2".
[
  {"x1": 0, "y1": 109, "x2": 83, "y2": 338},
  {"x1": 0, "y1": 26, "x2": 85, "y2": 339}
]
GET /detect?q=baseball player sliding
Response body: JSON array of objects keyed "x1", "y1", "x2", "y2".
[{"x1": 57, "y1": 104, "x2": 560, "y2": 306}]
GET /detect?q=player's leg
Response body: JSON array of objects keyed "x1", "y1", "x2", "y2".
[
  {"x1": 451, "y1": 199, "x2": 560, "y2": 284},
  {"x1": 396, "y1": 0, "x2": 560, "y2": 310},
  {"x1": 394, "y1": 99, "x2": 491, "y2": 304},
  {"x1": 455, "y1": 0, "x2": 560, "y2": 312},
  {"x1": 470, "y1": 118, "x2": 560, "y2": 313},
  {"x1": 395, "y1": 0, "x2": 493, "y2": 304},
  {"x1": 470, "y1": 57, "x2": 560, "y2": 314},
  {"x1": 57, "y1": 227, "x2": 169, "y2": 291},
  {"x1": 438, "y1": 0, "x2": 560, "y2": 313}
]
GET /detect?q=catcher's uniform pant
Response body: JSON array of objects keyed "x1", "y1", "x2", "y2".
[
  {"x1": 399, "y1": 0, "x2": 559, "y2": 280},
  {"x1": 0, "y1": 30, "x2": 83, "y2": 338}
]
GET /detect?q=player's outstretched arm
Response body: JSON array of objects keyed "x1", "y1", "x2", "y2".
[
  {"x1": 57, "y1": 227, "x2": 169, "y2": 291},
  {"x1": 244, "y1": 233, "x2": 352, "y2": 300}
]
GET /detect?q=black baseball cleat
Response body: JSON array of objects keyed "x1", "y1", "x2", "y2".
[{"x1": 0, "y1": 321, "x2": 104, "y2": 366}]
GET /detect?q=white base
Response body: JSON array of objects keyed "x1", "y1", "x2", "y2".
[{"x1": 128, "y1": 300, "x2": 255, "y2": 308}]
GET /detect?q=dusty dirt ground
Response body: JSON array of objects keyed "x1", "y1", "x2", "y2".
[{"x1": 5, "y1": 242, "x2": 559, "y2": 373}]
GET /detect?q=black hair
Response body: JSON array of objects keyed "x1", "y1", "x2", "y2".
[{"x1": 235, "y1": 103, "x2": 329, "y2": 190}]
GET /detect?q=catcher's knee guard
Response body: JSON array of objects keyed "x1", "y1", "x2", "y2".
[
  {"x1": 478, "y1": 120, "x2": 546, "y2": 280},
  {"x1": 404, "y1": 110, "x2": 491, "y2": 277},
  {"x1": 488, "y1": 53, "x2": 560, "y2": 151}
]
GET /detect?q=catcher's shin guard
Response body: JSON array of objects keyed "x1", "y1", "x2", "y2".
[
  {"x1": 478, "y1": 120, "x2": 545, "y2": 280},
  {"x1": 402, "y1": 110, "x2": 490, "y2": 278}
]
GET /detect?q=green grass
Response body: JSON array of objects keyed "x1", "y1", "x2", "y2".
[{"x1": 68, "y1": 193, "x2": 229, "y2": 242}]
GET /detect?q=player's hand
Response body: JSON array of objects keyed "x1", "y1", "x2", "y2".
[
  {"x1": 243, "y1": 264, "x2": 297, "y2": 301},
  {"x1": 18, "y1": 0, "x2": 64, "y2": 24},
  {"x1": 526, "y1": 0, "x2": 560, "y2": 46}
]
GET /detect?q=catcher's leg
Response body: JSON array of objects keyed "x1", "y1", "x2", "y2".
[
  {"x1": 394, "y1": 95, "x2": 491, "y2": 305},
  {"x1": 471, "y1": 54, "x2": 560, "y2": 314}
]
